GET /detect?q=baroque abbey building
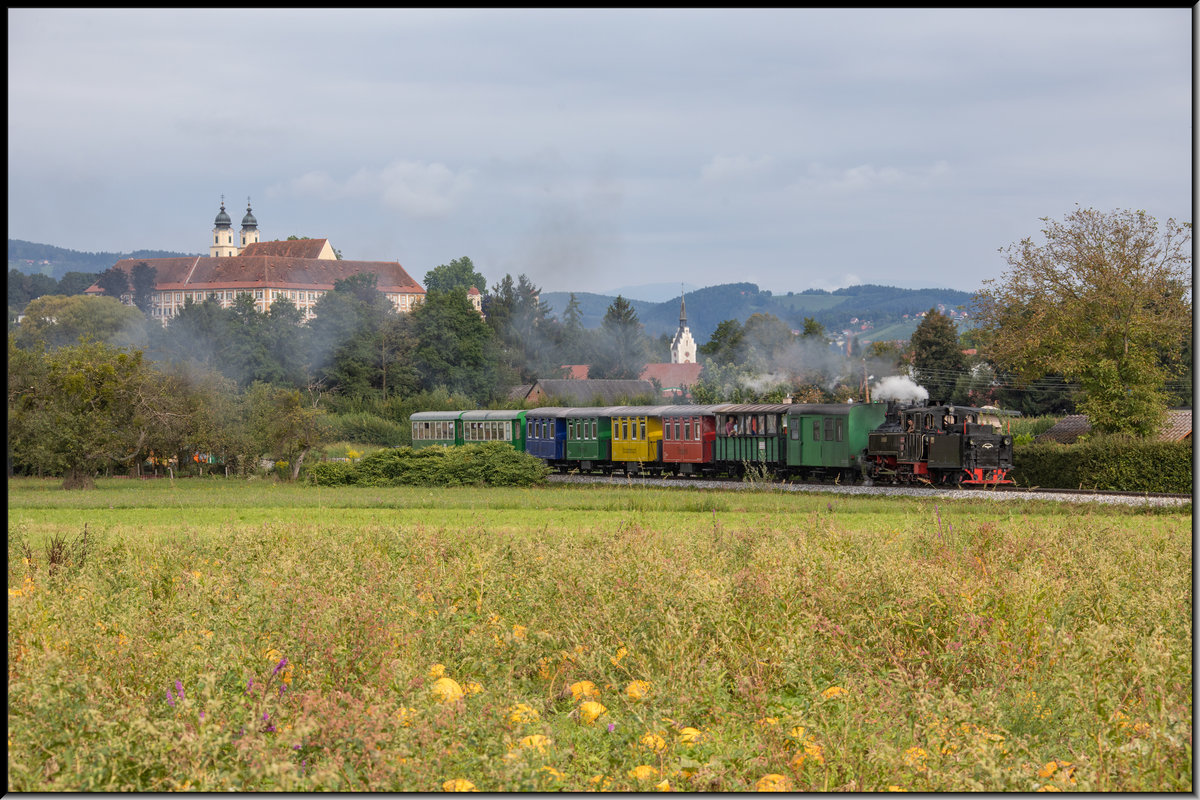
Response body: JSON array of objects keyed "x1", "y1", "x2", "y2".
[{"x1": 87, "y1": 199, "x2": 426, "y2": 323}]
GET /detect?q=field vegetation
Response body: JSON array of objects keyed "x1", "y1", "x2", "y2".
[{"x1": 7, "y1": 478, "x2": 1191, "y2": 792}]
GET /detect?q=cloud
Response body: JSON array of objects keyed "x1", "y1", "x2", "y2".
[
  {"x1": 797, "y1": 160, "x2": 951, "y2": 194},
  {"x1": 274, "y1": 160, "x2": 474, "y2": 219},
  {"x1": 700, "y1": 154, "x2": 774, "y2": 183}
]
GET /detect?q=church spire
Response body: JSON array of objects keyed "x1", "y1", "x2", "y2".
[{"x1": 679, "y1": 286, "x2": 687, "y2": 324}]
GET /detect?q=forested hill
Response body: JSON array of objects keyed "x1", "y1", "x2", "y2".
[
  {"x1": 8, "y1": 239, "x2": 197, "y2": 280},
  {"x1": 542, "y1": 283, "x2": 977, "y2": 343}
]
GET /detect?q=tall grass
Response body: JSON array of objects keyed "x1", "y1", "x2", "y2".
[{"x1": 7, "y1": 478, "x2": 1191, "y2": 791}]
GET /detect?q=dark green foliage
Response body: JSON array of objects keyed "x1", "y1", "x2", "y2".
[
  {"x1": 423, "y1": 256, "x2": 487, "y2": 295},
  {"x1": 7, "y1": 269, "x2": 59, "y2": 310},
  {"x1": 411, "y1": 289, "x2": 500, "y2": 402},
  {"x1": 307, "y1": 442, "x2": 549, "y2": 487},
  {"x1": 588, "y1": 295, "x2": 649, "y2": 380},
  {"x1": 95, "y1": 267, "x2": 130, "y2": 299},
  {"x1": 910, "y1": 307, "x2": 963, "y2": 403},
  {"x1": 1012, "y1": 438, "x2": 1192, "y2": 493},
  {"x1": 130, "y1": 262, "x2": 158, "y2": 315},
  {"x1": 327, "y1": 412, "x2": 407, "y2": 446}
]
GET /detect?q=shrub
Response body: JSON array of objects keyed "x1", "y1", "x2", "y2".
[
  {"x1": 307, "y1": 443, "x2": 549, "y2": 487},
  {"x1": 1013, "y1": 437, "x2": 1192, "y2": 492},
  {"x1": 327, "y1": 412, "x2": 407, "y2": 447}
]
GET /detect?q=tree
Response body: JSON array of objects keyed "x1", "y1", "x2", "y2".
[
  {"x1": 308, "y1": 273, "x2": 395, "y2": 396},
  {"x1": 130, "y1": 262, "x2": 158, "y2": 315},
  {"x1": 95, "y1": 267, "x2": 130, "y2": 299},
  {"x1": 7, "y1": 269, "x2": 59, "y2": 310},
  {"x1": 13, "y1": 294, "x2": 149, "y2": 350},
  {"x1": 699, "y1": 319, "x2": 747, "y2": 367},
  {"x1": 244, "y1": 381, "x2": 330, "y2": 480},
  {"x1": 423, "y1": 256, "x2": 487, "y2": 295},
  {"x1": 411, "y1": 289, "x2": 501, "y2": 402},
  {"x1": 56, "y1": 271, "x2": 103, "y2": 297},
  {"x1": 559, "y1": 293, "x2": 589, "y2": 365},
  {"x1": 974, "y1": 207, "x2": 1191, "y2": 436},
  {"x1": 588, "y1": 295, "x2": 649, "y2": 380},
  {"x1": 484, "y1": 273, "x2": 562, "y2": 382},
  {"x1": 909, "y1": 308, "x2": 963, "y2": 402},
  {"x1": 742, "y1": 312, "x2": 795, "y2": 367},
  {"x1": 8, "y1": 337, "x2": 183, "y2": 488}
]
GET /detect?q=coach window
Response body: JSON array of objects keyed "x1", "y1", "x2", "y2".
[
  {"x1": 639, "y1": 419, "x2": 646, "y2": 440},
  {"x1": 683, "y1": 418, "x2": 691, "y2": 441},
  {"x1": 813, "y1": 421, "x2": 821, "y2": 441},
  {"x1": 836, "y1": 420, "x2": 844, "y2": 442},
  {"x1": 766, "y1": 416, "x2": 777, "y2": 435},
  {"x1": 824, "y1": 418, "x2": 835, "y2": 440}
]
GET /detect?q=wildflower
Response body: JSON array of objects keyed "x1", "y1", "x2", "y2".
[
  {"x1": 540, "y1": 766, "x2": 564, "y2": 781},
  {"x1": 273, "y1": 657, "x2": 289, "y2": 676},
  {"x1": 610, "y1": 645, "x2": 628, "y2": 666},
  {"x1": 512, "y1": 625, "x2": 527, "y2": 641},
  {"x1": 569, "y1": 680, "x2": 599, "y2": 700},
  {"x1": 589, "y1": 775, "x2": 612, "y2": 789},
  {"x1": 607, "y1": 722, "x2": 617, "y2": 733},
  {"x1": 886, "y1": 786, "x2": 907, "y2": 792},
  {"x1": 175, "y1": 680, "x2": 185, "y2": 700},
  {"x1": 429, "y1": 663, "x2": 447, "y2": 679},
  {"x1": 640, "y1": 732, "x2": 667, "y2": 753},
  {"x1": 625, "y1": 680, "x2": 651, "y2": 701},
  {"x1": 756, "y1": 717, "x2": 779, "y2": 728},
  {"x1": 821, "y1": 686, "x2": 846, "y2": 700},
  {"x1": 755, "y1": 773, "x2": 793, "y2": 792},
  {"x1": 519, "y1": 734, "x2": 552, "y2": 753},
  {"x1": 246, "y1": 678, "x2": 254, "y2": 694},
  {"x1": 655, "y1": 779, "x2": 672, "y2": 791},
  {"x1": 903, "y1": 747, "x2": 927, "y2": 769},
  {"x1": 166, "y1": 688, "x2": 176, "y2": 707},
  {"x1": 1037, "y1": 762, "x2": 1058, "y2": 780},
  {"x1": 579, "y1": 701, "x2": 607, "y2": 725},
  {"x1": 508, "y1": 703, "x2": 539, "y2": 725},
  {"x1": 1035, "y1": 785, "x2": 1061, "y2": 792},
  {"x1": 802, "y1": 740, "x2": 825, "y2": 765},
  {"x1": 431, "y1": 677, "x2": 465, "y2": 703},
  {"x1": 441, "y1": 778, "x2": 478, "y2": 792},
  {"x1": 628, "y1": 765, "x2": 659, "y2": 781},
  {"x1": 677, "y1": 727, "x2": 702, "y2": 745},
  {"x1": 463, "y1": 680, "x2": 483, "y2": 695}
]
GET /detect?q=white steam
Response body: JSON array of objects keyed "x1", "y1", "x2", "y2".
[{"x1": 872, "y1": 375, "x2": 929, "y2": 403}]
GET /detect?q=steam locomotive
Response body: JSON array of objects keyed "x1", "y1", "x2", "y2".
[{"x1": 410, "y1": 400, "x2": 1014, "y2": 487}]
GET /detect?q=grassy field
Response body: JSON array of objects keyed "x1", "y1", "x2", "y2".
[{"x1": 7, "y1": 477, "x2": 1191, "y2": 792}]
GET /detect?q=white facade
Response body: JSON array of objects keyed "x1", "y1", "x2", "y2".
[{"x1": 670, "y1": 295, "x2": 697, "y2": 364}]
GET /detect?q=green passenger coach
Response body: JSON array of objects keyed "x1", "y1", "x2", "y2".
[{"x1": 409, "y1": 410, "x2": 464, "y2": 448}]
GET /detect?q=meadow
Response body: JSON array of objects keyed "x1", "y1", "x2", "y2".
[{"x1": 7, "y1": 477, "x2": 1192, "y2": 792}]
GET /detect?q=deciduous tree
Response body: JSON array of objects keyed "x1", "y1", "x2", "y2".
[
  {"x1": 974, "y1": 207, "x2": 1191, "y2": 436},
  {"x1": 423, "y1": 256, "x2": 487, "y2": 295}
]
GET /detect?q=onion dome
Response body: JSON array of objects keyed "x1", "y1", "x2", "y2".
[
  {"x1": 241, "y1": 199, "x2": 257, "y2": 229},
  {"x1": 214, "y1": 199, "x2": 232, "y2": 229}
]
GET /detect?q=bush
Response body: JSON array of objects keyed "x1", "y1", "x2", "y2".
[
  {"x1": 1012, "y1": 437, "x2": 1192, "y2": 492},
  {"x1": 327, "y1": 412, "x2": 407, "y2": 447},
  {"x1": 307, "y1": 443, "x2": 549, "y2": 488}
]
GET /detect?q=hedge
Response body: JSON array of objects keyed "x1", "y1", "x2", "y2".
[
  {"x1": 306, "y1": 442, "x2": 550, "y2": 488},
  {"x1": 1012, "y1": 438, "x2": 1192, "y2": 493}
]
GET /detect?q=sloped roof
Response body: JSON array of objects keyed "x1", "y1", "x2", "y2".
[
  {"x1": 239, "y1": 239, "x2": 331, "y2": 259},
  {"x1": 531, "y1": 379, "x2": 657, "y2": 405},
  {"x1": 561, "y1": 365, "x2": 590, "y2": 380},
  {"x1": 640, "y1": 362, "x2": 703, "y2": 389},
  {"x1": 1036, "y1": 410, "x2": 1192, "y2": 444},
  {"x1": 87, "y1": 255, "x2": 424, "y2": 294}
]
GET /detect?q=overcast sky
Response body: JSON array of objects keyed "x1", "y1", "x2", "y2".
[{"x1": 8, "y1": 9, "x2": 1192, "y2": 298}]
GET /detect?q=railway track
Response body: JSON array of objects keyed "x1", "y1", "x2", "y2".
[{"x1": 546, "y1": 472, "x2": 1192, "y2": 507}]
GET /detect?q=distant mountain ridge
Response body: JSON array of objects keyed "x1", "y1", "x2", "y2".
[
  {"x1": 541, "y1": 283, "x2": 976, "y2": 345},
  {"x1": 8, "y1": 239, "x2": 197, "y2": 280},
  {"x1": 10, "y1": 237, "x2": 975, "y2": 344}
]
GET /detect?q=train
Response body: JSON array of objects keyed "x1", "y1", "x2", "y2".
[{"x1": 409, "y1": 400, "x2": 1015, "y2": 487}]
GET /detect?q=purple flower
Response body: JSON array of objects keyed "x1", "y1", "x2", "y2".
[
  {"x1": 246, "y1": 678, "x2": 254, "y2": 693},
  {"x1": 273, "y1": 657, "x2": 289, "y2": 676},
  {"x1": 263, "y1": 711, "x2": 270, "y2": 721},
  {"x1": 175, "y1": 680, "x2": 184, "y2": 699},
  {"x1": 199, "y1": 711, "x2": 205, "y2": 721},
  {"x1": 166, "y1": 688, "x2": 176, "y2": 707},
  {"x1": 607, "y1": 723, "x2": 616, "y2": 733}
]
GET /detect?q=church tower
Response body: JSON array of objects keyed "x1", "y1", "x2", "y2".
[
  {"x1": 239, "y1": 198, "x2": 259, "y2": 254},
  {"x1": 670, "y1": 290, "x2": 697, "y2": 364},
  {"x1": 210, "y1": 197, "x2": 237, "y2": 257}
]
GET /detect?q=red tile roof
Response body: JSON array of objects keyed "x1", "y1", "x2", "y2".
[
  {"x1": 640, "y1": 362, "x2": 703, "y2": 389},
  {"x1": 1036, "y1": 410, "x2": 1192, "y2": 443},
  {"x1": 239, "y1": 239, "x2": 331, "y2": 259},
  {"x1": 86, "y1": 254, "x2": 424, "y2": 295}
]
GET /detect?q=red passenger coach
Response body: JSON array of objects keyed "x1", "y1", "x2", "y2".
[{"x1": 660, "y1": 405, "x2": 719, "y2": 475}]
